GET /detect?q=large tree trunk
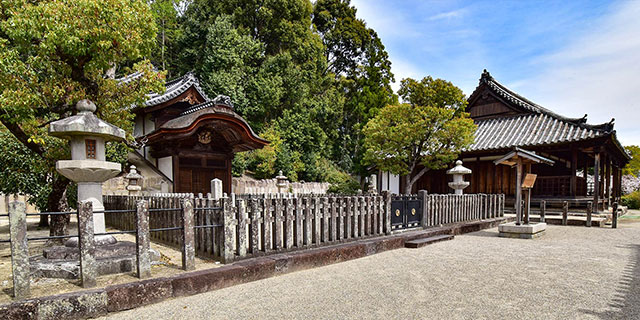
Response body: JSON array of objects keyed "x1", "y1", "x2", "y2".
[
  {"x1": 46, "y1": 175, "x2": 70, "y2": 245},
  {"x1": 404, "y1": 166, "x2": 431, "y2": 195},
  {"x1": 38, "y1": 214, "x2": 49, "y2": 227}
]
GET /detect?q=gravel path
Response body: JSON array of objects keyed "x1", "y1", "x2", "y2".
[{"x1": 104, "y1": 219, "x2": 640, "y2": 320}]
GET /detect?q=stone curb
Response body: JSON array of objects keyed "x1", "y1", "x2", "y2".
[{"x1": 1, "y1": 217, "x2": 511, "y2": 320}]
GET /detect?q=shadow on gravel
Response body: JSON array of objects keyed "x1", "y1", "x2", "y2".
[
  {"x1": 463, "y1": 230, "x2": 499, "y2": 238},
  {"x1": 580, "y1": 244, "x2": 640, "y2": 319}
]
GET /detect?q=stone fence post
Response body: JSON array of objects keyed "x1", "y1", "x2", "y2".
[
  {"x1": 221, "y1": 196, "x2": 236, "y2": 263},
  {"x1": 181, "y1": 198, "x2": 195, "y2": 271},
  {"x1": 9, "y1": 201, "x2": 29, "y2": 299},
  {"x1": 136, "y1": 200, "x2": 151, "y2": 278},
  {"x1": 382, "y1": 191, "x2": 392, "y2": 235},
  {"x1": 562, "y1": 201, "x2": 568, "y2": 226},
  {"x1": 612, "y1": 202, "x2": 618, "y2": 229},
  {"x1": 78, "y1": 200, "x2": 97, "y2": 288},
  {"x1": 418, "y1": 190, "x2": 428, "y2": 228}
]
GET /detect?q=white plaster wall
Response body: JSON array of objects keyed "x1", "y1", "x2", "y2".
[
  {"x1": 134, "y1": 116, "x2": 143, "y2": 137},
  {"x1": 158, "y1": 156, "x2": 173, "y2": 181},
  {"x1": 143, "y1": 114, "x2": 155, "y2": 135},
  {"x1": 380, "y1": 171, "x2": 400, "y2": 194}
]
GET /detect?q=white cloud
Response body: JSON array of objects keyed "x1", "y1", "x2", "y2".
[
  {"x1": 427, "y1": 8, "x2": 467, "y2": 21},
  {"x1": 520, "y1": 1, "x2": 640, "y2": 146}
]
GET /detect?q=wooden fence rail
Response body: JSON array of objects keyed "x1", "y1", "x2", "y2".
[{"x1": 423, "y1": 194, "x2": 504, "y2": 227}]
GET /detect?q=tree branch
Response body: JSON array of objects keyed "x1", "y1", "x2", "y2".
[{"x1": 0, "y1": 119, "x2": 45, "y2": 155}]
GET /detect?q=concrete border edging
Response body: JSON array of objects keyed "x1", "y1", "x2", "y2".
[{"x1": 1, "y1": 217, "x2": 511, "y2": 319}]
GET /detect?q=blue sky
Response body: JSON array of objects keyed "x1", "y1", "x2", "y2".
[{"x1": 350, "y1": 0, "x2": 640, "y2": 146}]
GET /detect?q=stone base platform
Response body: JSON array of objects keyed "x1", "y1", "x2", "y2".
[
  {"x1": 31, "y1": 241, "x2": 160, "y2": 279},
  {"x1": 498, "y1": 222, "x2": 547, "y2": 239}
]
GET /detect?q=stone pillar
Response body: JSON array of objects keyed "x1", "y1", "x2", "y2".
[
  {"x1": 612, "y1": 202, "x2": 619, "y2": 229},
  {"x1": 78, "y1": 200, "x2": 97, "y2": 288},
  {"x1": 586, "y1": 201, "x2": 592, "y2": 228},
  {"x1": 181, "y1": 199, "x2": 195, "y2": 271},
  {"x1": 211, "y1": 178, "x2": 223, "y2": 200},
  {"x1": 419, "y1": 190, "x2": 428, "y2": 228},
  {"x1": 562, "y1": 201, "x2": 568, "y2": 226},
  {"x1": 539, "y1": 200, "x2": 546, "y2": 223},
  {"x1": 136, "y1": 200, "x2": 151, "y2": 278},
  {"x1": 9, "y1": 201, "x2": 29, "y2": 299}
]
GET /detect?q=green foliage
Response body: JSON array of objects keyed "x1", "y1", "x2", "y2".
[
  {"x1": 363, "y1": 76, "x2": 476, "y2": 193},
  {"x1": 623, "y1": 145, "x2": 640, "y2": 177},
  {"x1": 398, "y1": 76, "x2": 468, "y2": 113},
  {"x1": 317, "y1": 159, "x2": 360, "y2": 194},
  {"x1": 150, "y1": 0, "x2": 183, "y2": 77},
  {"x1": 313, "y1": 0, "x2": 397, "y2": 174},
  {"x1": 0, "y1": 0, "x2": 164, "y2": 216},
  {"x1": 0, "y1": 130, "x2": 51, "y2": 210},
  {"x1": 622, "y1": 190, "x2": 640, "y2": 209}
]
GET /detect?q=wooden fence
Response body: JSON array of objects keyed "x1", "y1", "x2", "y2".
[
  {"x1": 104, "y1": 194, "x2": 225, "y2": 259},
  {"x1": 221, "y1": 194, "x2": 388, "y2": 262},
  {"x1": 423, "y1": 194, "x2": 504, "y2": 227},
  {"x1": 104, "y1": 192, "x2": 505, "y2": 262}
]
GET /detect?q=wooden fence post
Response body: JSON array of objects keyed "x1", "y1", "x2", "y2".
[
  {"x1": 586, "y1": 201, "x2": 592, "y2": 228},
  {"x1": 78, "y1": 200, "x2": 97, "y2": 288},
  {"x1": 612, "y1": 202, "x2": 618, "y2": 229},
  {"x1": 540, "y1": 200, "x2": 546, "y2": 223},
  {"x1": 182, "y1": 198, "x2": 195, "y2": 270},
  {"x1": 562, "y1": 201, "x2": 568, "y2": 226},
  {"x1": 136, "y1": 200, "x2": 151, "y2": 278},
  {"x1": 9, "y1": 201, "x2": 29, "y2": 299}
]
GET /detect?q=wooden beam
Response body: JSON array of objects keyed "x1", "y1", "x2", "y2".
[
  {"x1": 570, "y1": 148, "x2": 577, "y2": 197},
  {"x1": 593, "y1": 152, "x2": 600, "y2": 213},
  {"x1": 515, "y1": 158, "x2": 523, "y2": 225}
]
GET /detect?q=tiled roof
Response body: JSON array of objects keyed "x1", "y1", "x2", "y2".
[
  {"x1": 466, "y1": 70, "x2": 621, "y2": 153},
  {"x1": 468, "y1": 109, "x2": 610, "y2": 152},
  {"x1": 143, "y1": 72, "x2": 209, "y2": 107}
]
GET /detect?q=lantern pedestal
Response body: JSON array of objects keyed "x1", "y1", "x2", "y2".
[{"x1": 498, "y1": 221, "x2": 547, "y2": 239}]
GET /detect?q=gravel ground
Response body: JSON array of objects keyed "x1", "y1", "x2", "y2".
[{"x1": 105, "y1": 214, "x2": 640, "y2": 319}]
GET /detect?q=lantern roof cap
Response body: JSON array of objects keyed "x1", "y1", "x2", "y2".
[
  {"x1": 447, "y1": 160, "x2": 472, "y2": 175},
  {"x1": 49, "y1": 100, "x2": 125, "y2": 141}
]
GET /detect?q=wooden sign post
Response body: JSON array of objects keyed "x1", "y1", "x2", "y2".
[{"x1": 522, "y1": 173, "x2": 537, "y2": 224}]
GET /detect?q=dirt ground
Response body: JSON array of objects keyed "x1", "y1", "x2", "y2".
[{"x1": 0, "y1": 215, "x2": 220, "y2": 305}]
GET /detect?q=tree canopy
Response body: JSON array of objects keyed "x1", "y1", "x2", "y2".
[
  {"x1": 363, "y1": 77, "x2": 476, "y2": 194},
  {"x1": 624, "y1": 145, "x2": 640, "y2": 177},
  {"x1": 0, "y1": 0, "x2": 164, "y2": 235}
]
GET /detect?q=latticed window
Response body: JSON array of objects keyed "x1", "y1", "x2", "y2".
[{"x1": 85, "y1": 139, "x2": 96, "y2": 159}]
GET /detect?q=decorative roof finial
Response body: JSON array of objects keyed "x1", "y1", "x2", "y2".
[{"x1": 76, "y1": 99, "x2": 96, "y2": 114}]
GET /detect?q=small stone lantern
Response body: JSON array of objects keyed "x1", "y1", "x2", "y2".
[
  {"x1": 275, "y1": 171, "x2": 288, "y2": 194},
  {"x1": 447, "y1": 160, "x2": 472, "y2": 195},
  {"x1": 49, "y1": 99, "x2": 125, "y2": 245},
  {"x1": 126, "y1": 165, "x2": 143, "y2": 196}
]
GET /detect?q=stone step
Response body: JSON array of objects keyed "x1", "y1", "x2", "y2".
[{"x1": 405, "y1": 234, "x2": 454, "y2": 249}]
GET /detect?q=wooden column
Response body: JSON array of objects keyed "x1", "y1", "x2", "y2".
[
  {"x1": 570, "y1": 149, "x2": 578, "y2": 197},
  {"x1": 515, "y1": 158, "x2": 523, "y2": 225},
  {"x1": 593, "y1": 152, "x2": 600, "y2": 213},
  {"x1": 605, "y1": 157, "x2": 611, "y2": 207},
  {"x1": 523, "y1": 163, "x2": 531, "y2": 224},
  {"x1": 583, "y1": 160, "x2": 589, "y2": 196}
]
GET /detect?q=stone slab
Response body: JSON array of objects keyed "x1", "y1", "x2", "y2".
[
  {"x1": 106, "y1": 277, "x2": 173, "y2": 312},
  {"x1": 38, "y1": 289, "x2": 107, "y2": 320},
  {"x1": 499, "y1": 222, "x2": 547, "y2": 234},
  {"x1": 405, "y1": 235, "x2": 454, "y2": 248}
]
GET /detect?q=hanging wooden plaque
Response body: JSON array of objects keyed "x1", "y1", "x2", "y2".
[{"x1": 522, "y1": 173, "x2": 537, "y2": 189}]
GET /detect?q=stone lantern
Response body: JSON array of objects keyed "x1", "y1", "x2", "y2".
[
  {"x1": 276, "y1": 170, "x2": 288, "y2": 194},
  {"x1": 126, "y1": 165, "x2": 143, "y2": 196},
  {"x1": 447, "y1": 160, "x2": 472, "y2": 195},
  {"x1": 49, "y1": 99, "x2": 125, "y2": 245}
]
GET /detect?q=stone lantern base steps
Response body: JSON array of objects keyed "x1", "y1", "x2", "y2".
[
  {"x1": 30, "y1": 242, "x2": 160, "y2": 279},
  {"x1": 498, "y1": 222, "x2": 547, "y2": 239}
]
